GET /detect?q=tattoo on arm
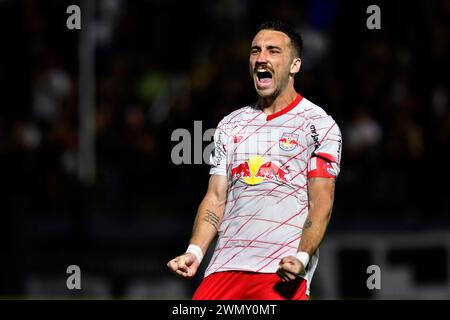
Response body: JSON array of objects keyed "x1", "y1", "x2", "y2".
[
  {"x1": 202, "y1": 209, "x2": 221, "y2": 230},
  {"x1": 304, "y1": 218, "x2": 312, "y2": 229}
]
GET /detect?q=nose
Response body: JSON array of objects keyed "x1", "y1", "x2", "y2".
[{"x1": 255, "y1": 50, "x2": 269, "y2": 64}]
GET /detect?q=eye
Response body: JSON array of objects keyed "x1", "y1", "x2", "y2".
[
  {"x1": 270, "y1": 49, "x2": 280, "y2": 54},
  {"x1": 250, "y1": 49, "x2": 259, "y2": 55}
]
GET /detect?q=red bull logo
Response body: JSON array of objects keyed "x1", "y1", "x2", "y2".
[
  {"x1": 231, "y1": 156, "x2": 289, "y2": 185},
  {"x1": 279, "y1": 133, "x2": 300, "y2": 151}
]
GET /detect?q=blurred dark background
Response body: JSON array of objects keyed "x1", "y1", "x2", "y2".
[{"x1": 0, "y1": 0, "x2": 449, "y2": 299}]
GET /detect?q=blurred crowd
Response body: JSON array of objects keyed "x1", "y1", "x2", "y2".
[{"x1": 0, "y1": 0, "x2": 449, "y2": 297}]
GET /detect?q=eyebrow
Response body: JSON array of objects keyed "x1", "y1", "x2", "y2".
[{"x1": 250, "y1": 45, "x2": 282, "y2": 51}]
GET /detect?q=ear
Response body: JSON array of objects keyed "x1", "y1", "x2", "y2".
[{"x1": 290, "y1": 58, "x2": 301, "y2": 74}]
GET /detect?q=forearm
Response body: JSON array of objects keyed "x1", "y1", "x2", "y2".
[
  {"x1": 298, "y1": 208, "x2": 332, "y2": 256},
  {"x1": 277, "y1": 178, "x2": 335, "y2": 281},
  {"x1": 189, "y1": 196, "x2": 225, "y2": 254},
  {"x1": 298, "y1": 178, "x2": 335, "y2": 256}
]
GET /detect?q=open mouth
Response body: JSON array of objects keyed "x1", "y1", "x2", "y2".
[{"x1": 255, "y1": 68, "x2": 273, "y2": 87}]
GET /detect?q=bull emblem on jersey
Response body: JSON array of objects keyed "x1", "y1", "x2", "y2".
[
  {"x1": 231, "y1": 156, "x2": 289, "y2": 185},
  {"x1": 279, "y1": 133, "x2": 299, "y2": 151}
]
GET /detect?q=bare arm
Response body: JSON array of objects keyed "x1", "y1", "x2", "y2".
[
  {"x1": 277, "y1": 177, "x2": 335, "y2": 281},
  {"x1": 299, "y1": 177, "x2": 335, "y2": 255},
  {"x1": 189, "y1": 174, "x2": 228, "y2": 254},
  {"x1": 167, "y1": 174, "x2": 228, "y2": 279}
]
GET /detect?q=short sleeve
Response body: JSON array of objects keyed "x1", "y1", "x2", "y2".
[
  {"x1": 209, "y1": 121, "x2": 228, "y2": 176},
  {"x1": 307, "y1": 116, "x2": 342, "y2": 178}
]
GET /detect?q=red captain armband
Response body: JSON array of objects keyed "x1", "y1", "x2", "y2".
[{"x1": 307, "y1": 156, "x2": 339, "y2": 179}]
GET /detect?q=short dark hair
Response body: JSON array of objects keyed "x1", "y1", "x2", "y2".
[{"x1": 257, "y1": 21, "x2": 303, "y2": 58}]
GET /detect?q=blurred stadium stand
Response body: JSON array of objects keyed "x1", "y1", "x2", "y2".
[{"x1": 0, "y1": 0, "x2": 449, "y2": 299}]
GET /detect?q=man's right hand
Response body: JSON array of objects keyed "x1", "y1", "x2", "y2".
[{"x1": 167, "y1": 253, "x2": 200, "y2": 279}]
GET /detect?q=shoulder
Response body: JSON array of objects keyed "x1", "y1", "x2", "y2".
[
  {"x1": 301, "y1": 98, "x2": 342, "y2": 163},
  {"x1": 301, "y1": 98, "x2": 339, "y2": 129},
  {"x1": 301, "y1": 98, "x2": 331, "y2": 119},
  {"x1": 216, "y1": 104, "x2": 258, "y2": 130}
]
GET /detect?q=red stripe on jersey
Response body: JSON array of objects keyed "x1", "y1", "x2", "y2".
[
  {"x1": 319, "y1": 121, "x2": 336, "y2": 143},
  {"x1": 213, "y1": 205, "x2": 307, "y2": 271},
  {"x1": 255, "y1": 236, "x2": 301, "y2": 271},
  {"x1": 266, "y1": 94, "x2": 303, "y2": 121}
]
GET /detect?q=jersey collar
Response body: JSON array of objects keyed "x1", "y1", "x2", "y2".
[{"x1": 265, "y1": 94, "x2": 303, "y2": 121}]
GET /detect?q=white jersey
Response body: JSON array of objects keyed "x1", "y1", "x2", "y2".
[{"x1": 206, "y1": 94, "x2": 342, "y2": 295}]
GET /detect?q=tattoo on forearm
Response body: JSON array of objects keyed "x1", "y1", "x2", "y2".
[
  {"x1": 304, "y1": 218, "x2": 312, "y2": 229},
  {"x1": 202, "y1": 209, "x2": 220, "y2": 230}
]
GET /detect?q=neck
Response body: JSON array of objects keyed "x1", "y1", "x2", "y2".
[{"x1": 258, "y1": 86, "x2": 298, "y2": 115}]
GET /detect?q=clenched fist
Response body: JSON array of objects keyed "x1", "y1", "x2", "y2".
[
  {"x1": 276, "y1": 255, "x2": 305, "y2": 282},
  {"x1": 167, "y1": 253, "x2": 200, "y2": 279}
]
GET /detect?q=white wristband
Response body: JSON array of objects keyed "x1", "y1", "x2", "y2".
[
  {"x1": 186, "y1": 244, "x2": 204, "y2": 263},
  {"x1": 295, "y1": 251, "x2": 310, "y2": 269}
]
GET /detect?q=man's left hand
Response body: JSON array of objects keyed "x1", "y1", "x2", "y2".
[{"x1": 277, "y1": 256, "x2": 305, "y2": 282}]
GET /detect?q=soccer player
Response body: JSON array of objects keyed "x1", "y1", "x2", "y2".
[{"x1": 167, "y1": 21, "x2": 342, "y2": 300}]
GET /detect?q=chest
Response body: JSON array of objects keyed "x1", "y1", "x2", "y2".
[
  {"x1": 229, "y1": 115, "x2": 307, "y2": 161},
  {"x1": 226, "y1": 114, "x2": 310, "y2": 185}
]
